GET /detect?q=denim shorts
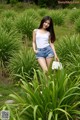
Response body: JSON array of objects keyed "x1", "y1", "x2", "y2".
[{"x1": 36, "y1": 45, "x2": 54, "y2": 59}]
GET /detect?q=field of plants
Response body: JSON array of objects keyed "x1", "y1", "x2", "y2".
[{"x1": 0, "y1": 3, "x2": 80, "y2": 120}]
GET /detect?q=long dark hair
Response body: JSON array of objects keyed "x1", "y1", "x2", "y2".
[{"x1": 38, "y1": 16, "x2": 56, "y2": 43}]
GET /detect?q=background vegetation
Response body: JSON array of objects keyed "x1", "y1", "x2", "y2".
[{"x1": 0, "y1": 2, "x2": 80, "y2": 120}]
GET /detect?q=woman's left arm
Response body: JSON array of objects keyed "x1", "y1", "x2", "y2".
[{"x1": 50, "y1": 42, "x2": 59, "y2": 61}]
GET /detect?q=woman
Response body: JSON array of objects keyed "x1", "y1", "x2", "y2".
[{"x1": 32, "y1": 16, "x2": 59, "y2": 72}]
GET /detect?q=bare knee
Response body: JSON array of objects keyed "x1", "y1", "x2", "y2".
[{"x1": 43, "y1": 67, "x2": 48, "y2": 73}]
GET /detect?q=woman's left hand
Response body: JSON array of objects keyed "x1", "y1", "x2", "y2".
[{"x1": 54, "y1": 54, "x2": 59, "y2": 61}]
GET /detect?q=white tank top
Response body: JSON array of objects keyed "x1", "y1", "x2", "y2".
[{"x1": 34, "y1": 29, "x2": 50, "y2": 48}]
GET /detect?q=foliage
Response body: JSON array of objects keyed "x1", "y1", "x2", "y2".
[
  {"x1": 38, "y1": 0, "x2": 47, "y2": 7},
  {"x1": 38, "y1": 0, "x2": 58, "y2": 8},
  {"x1": 67, "y1": 9, "x2": 80, "y2": 23},
  {"x1": 1, "y1": 10, "x2": 17, "y2": 19},
  {"x1": 61, "y1": 9, "x2": 70, "y2": 16},
  {"x1": 15, "y1": 13, "x2": 37, "y2": 40},
  {"x1": 24, "y1": 9, "x2": 40, "y2": 22},
  {"x1": 37, "y1": 8, "x2": 49, "y2": 17},
  {"x1": 0, "y1": 28, "x2": 21, "y2": 67},
  {"x1": 3, "y1": 70, "x2": 80, "y2": 120},
  {"x1": 50, "y1": 10, "x2": 65, "y2": 26},
  {"x1": 56, "y1": 34, "x2": 80, "y2": 80},
  {"x1": 68, "y1": 2, "x2": 80, "y2": 9},
  {"x1": 1, "y1": 18, "x2": 14, "y2": 32},
  {"x1": 66, "y1": 53, "x2": 80, "y2": 81},
  {"x1": 0, "y1": 7, "x2": 80, "y2": 120},
  {"x1": 0, "y1": 10, "x2": 17, "y2": 32},
  {"x1": 10, "y1": 0, "x2": 18, "y2": 5},
  {"x1": 8, "y1": 48, "x2": 39, "y2": 81},
  {"x1": 75, "y1": 17, "x2": 80, "y2": 33}
]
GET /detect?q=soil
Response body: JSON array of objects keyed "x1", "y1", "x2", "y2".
[{"x1": 0, "y1": 69, "x2": 13, "y2": 85}]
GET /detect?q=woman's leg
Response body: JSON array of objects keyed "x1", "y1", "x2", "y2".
[
  {"x1": 37, "y1": 58, "x2": 48, "y2": 72},
  {"x1": 46, "y1": 57, "x2": 53, "y2": 69}
]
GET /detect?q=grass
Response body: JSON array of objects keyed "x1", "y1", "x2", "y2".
[
  {"x1": 0, "y1": 18, "x2": 75, "y2": 107},
  {"x1": 0, "y1": 68, "x2": 20, "y2": 107},
  {"x1": 0, "y1": 4, "x2": 80, "y2": 116},
  {"x1": 5, "y1": 70, "x2": 80, "y2": 120},
  {"x1": 0, "y1": 84, "x2": 15, "y2": 106},
  {"x1": 0, "y1": 17, "x2": 75, "y2": 107},
  {"x1": 0, "y1": 74, "x2": 20, "y2": 107},
  {"x1": 0, "y1": 3, "x2": 38, "y2": 12},
  {"x1": 54, "y1": 24, "x2": 75, "y2": 40}
]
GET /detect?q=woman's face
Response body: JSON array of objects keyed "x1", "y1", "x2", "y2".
[{"x1": 42, "y1": 20, "x2": 50, "y2": 29}]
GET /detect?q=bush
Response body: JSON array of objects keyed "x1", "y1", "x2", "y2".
[
  {"x1": 37, "y1": 8, "x2": 49, "y2": 17},
  {"x1": 15, "y1": 13, "x2": 37, "y2": 40},
  {"x1": 10, "y1": 0, "x2": 18, "y2": 5},
  {"x1": 38, "y1": 0, "x2": 47, "y2": 7},
  {"x1": 61, "y1": 9, "x2": 70, "y2": 16},
  {"x1": 1, "y1": 10, "x2": 17, "y2": 19},
  {"x1": 38, "y1": 0, "x2": 58, "y2": 8},
  {"x1": 3, "y1": 70, "x2": 80, "y2": 120},
  {"x1": 0, "y1": 28, "x2": 21, "y2": 67},
  {"x1": 66, "y1": 53, "x2": 80, "y2": 81},
  {"x1": 56, "y1": 34, "x2": 80, "y2": 80},
  {"x1": 67, "y1": 9, "x2": 80, "y2": 23},
  {"x1": 50, "y1": 10, "x2": 64, "y2": 26},
  {"x1": 75, "y1": 17, "x2": 80, "y2": 33},
  {"x1": 8, "y1": 48, "x2": 39, "y2": 81},
  {"x1": 24, "y1": 9, "x2": 40, "y2": 21},
  {"x1": 1, "y1": 18, "x2": 14, "y2": 32}
]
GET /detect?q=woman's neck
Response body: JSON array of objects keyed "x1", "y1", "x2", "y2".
[{"x1": 40, "y1": 28, "x2": 47, "y2": 31}]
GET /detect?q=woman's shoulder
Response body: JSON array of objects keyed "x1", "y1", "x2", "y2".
[{"x1": 33, "y1": 29, "x2": 38, "y2": 33}]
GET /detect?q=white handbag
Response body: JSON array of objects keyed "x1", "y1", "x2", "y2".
[{"x1": 52, "y1": 61, "x2": 63, "y2": 70}]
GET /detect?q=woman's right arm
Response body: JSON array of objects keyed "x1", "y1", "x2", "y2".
[{"x1": 32, "y1": 30, "x2": 38, "y2": 53}]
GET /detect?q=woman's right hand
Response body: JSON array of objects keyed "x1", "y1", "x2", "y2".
[{"x1": 34, "y1": 50, "x2": 38, "y2": 53}]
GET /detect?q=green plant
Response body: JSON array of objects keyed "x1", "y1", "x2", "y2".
[
  {"x1": 68, "y1": 3, "x2": 80, "y2": 9},
  {"x1": 56, "y1": 34, "x2": 80, "y2": 80},
  {"x1": 10, "y1": 0, "x2": 18, "y2": 5},
  {"x1": 56, "y1": 34, "x2": 80, "y2": 61},
  {"x1": 1, "y1": 10, "x2": 17, "y2": 19},
  {"x1": 67, "y1": 9, "x2": 80, "y2": 23},
  {"x1": 8, "y1": 48, "x2": 39, "y2": 81},
  {"x1": 38, "y1": 0, "x2": 47, "y2": 7},
  {"x1": 15, "y1": 2, "x2": 25, "y2": 9},
  {"x1": 50, "y1": 10, "x2": 64, "y2": 26},
  {"x1": 3, "y1": 70, "x2": 80, "y2": 120},
  {"x1": 38, "y1": 0, "x2": 58, "y2": 8},
  {"x1": 15, "y1": 2, "x2": 38, "y2": 10},
  {"x1": 75, "y1": 17, "x2": 80, "y2": 33},
  {"x1": 24, "y1": 9, "x2": 40, "y2": 21},
  {"x1": 0, "y1": 28, "x2": 21, "y2": 67},
  {"x1": 62, "y1": 9, "x2": 70, "y2": 16},
  {"x1": 37, "y1": 8, "x2": 49, "y2": 17},
  {"x1": 1, "y1": 18, "x2": 14, "y2": 32},
  {"x1": 66, "y1": 53, "x2": 80, "y2": 81},
  {"x1": 15, "y1": 13, "x2": 37, "y2": 40}
]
